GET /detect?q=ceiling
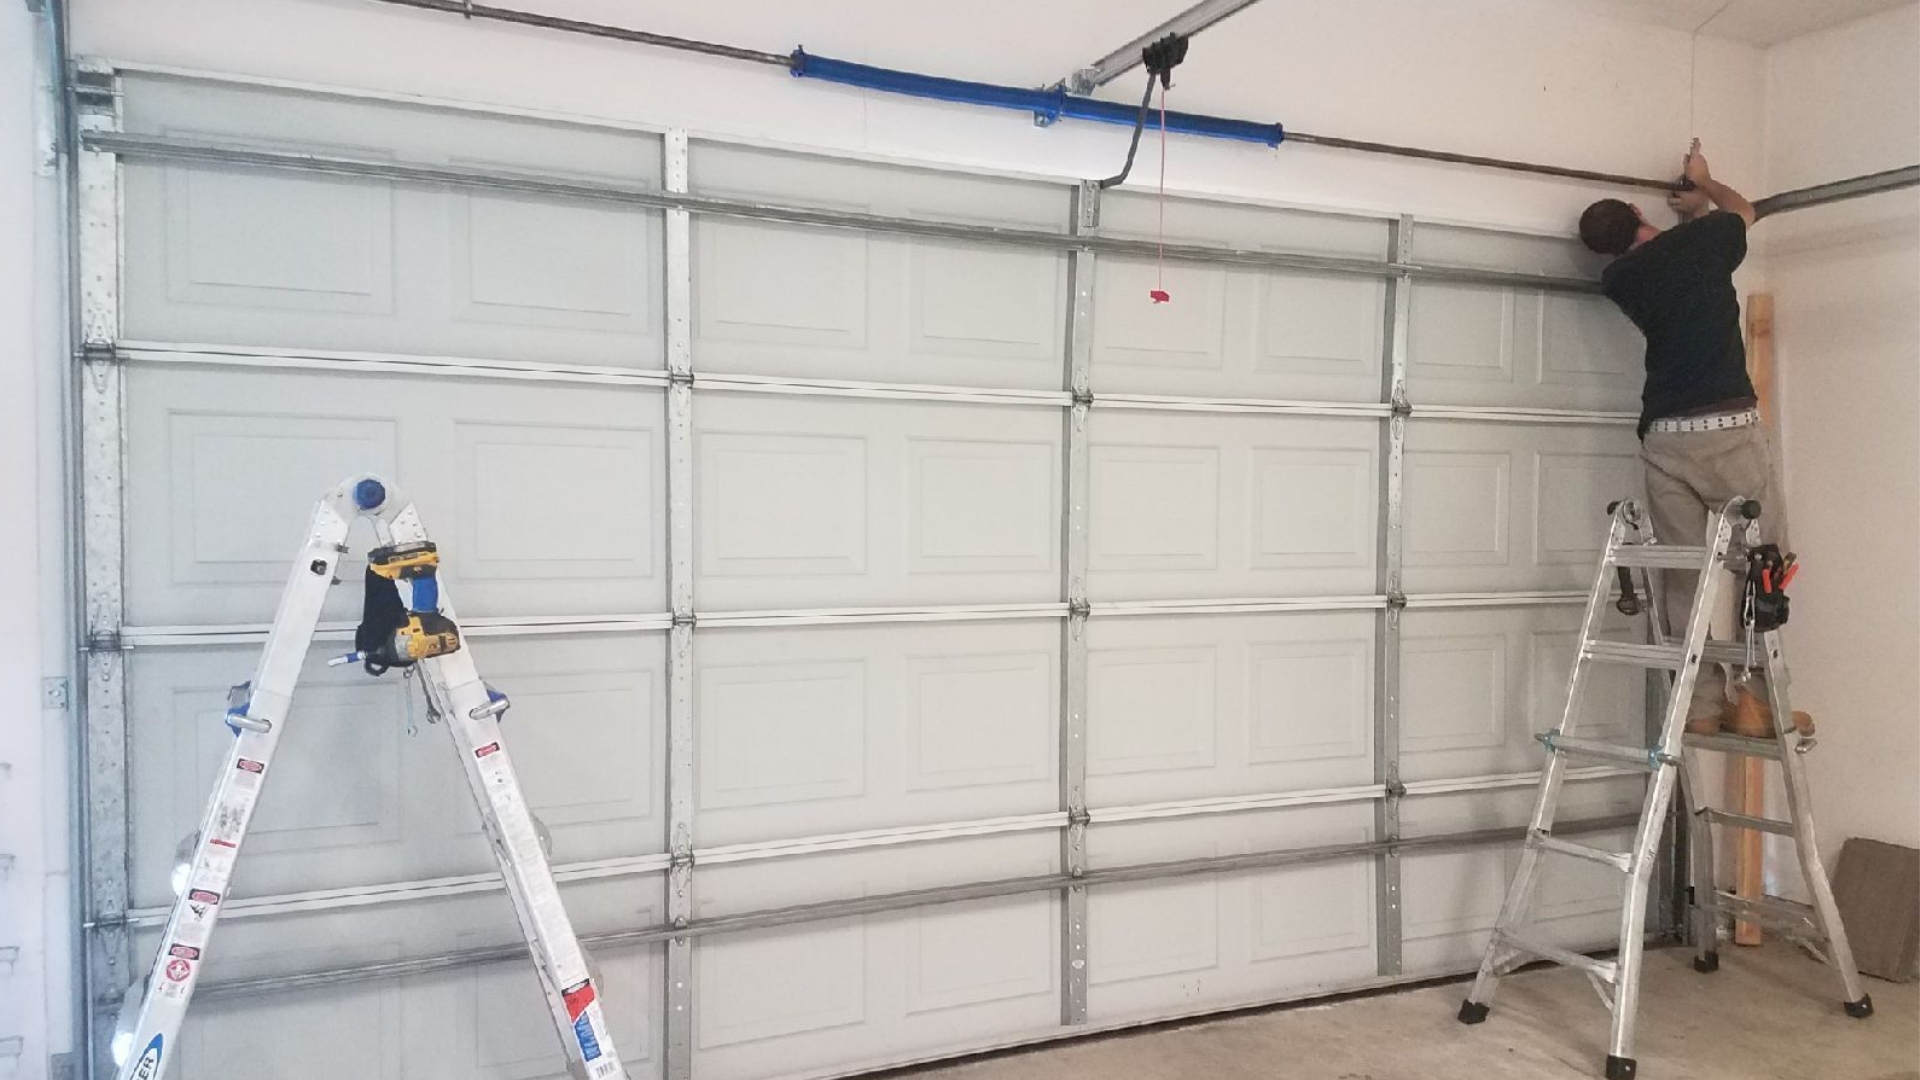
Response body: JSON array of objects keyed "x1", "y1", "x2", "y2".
[{"x1": 1523, "y1": 0, "x2": 1916, "y2": 46}]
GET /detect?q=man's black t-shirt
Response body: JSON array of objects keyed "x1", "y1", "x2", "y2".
[{"x1": 1599, "y1": 210, "x2": 1755, "y2": 435}]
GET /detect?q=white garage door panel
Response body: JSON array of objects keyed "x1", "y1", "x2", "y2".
[
  {"x1": 1399, "y1": 606, "x2": 1643, "y2": 782},
  {"x1": 127, "y1": 633, "x2": 665, "y2": 905},
  {"x1": 1085, "y1": 804, "x2": 1377, "y2": 1021},
  {"x1": 1084, "y1": 612, "x2": 1376, "y2": 806},
  {"x1": 1088, "y1": 413, "x2": 1379, "y2": 600},
  {"x1": 1092, "y1": 192, "x2": 1387, "y2": 402},
  {"x1": 689, "y1": 142, "x2": 1069, "y2": 391},
  {"x1": 693, "y1": 396, "x2": 1061, "y2": 610},
  {"x1": 690, "y1": 895, "x2": 1059, "y2": 1080},
  {"x1": 693, "y1": 621, "x2": 1060, "y2": 845},
  {"x1": 123, "y1": 366, "x2": 666, "y2": 626},
  {"x1": 121, "y1": 79, "x2": 664, "y2": 368},
  {"x1": 1401, "y1": 420, "x2": 1642, "y2": 593}
]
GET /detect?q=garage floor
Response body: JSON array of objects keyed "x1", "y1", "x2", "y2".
[{"x1": 906, "y1": 944, "x2": 1919, "y2": 1080}]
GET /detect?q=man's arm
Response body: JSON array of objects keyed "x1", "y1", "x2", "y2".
[{"x1": 1683, "y1": 139, "x2": 1756, "y2": 227}]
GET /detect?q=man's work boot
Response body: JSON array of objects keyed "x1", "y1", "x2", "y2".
[{"x1": 1725, "y1": 687, "x2": 1816, "y2": 738}]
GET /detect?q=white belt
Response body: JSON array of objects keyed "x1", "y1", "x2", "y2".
[{"x1": 1645, "y1": 408, "x2": 1760, "y2": 434}]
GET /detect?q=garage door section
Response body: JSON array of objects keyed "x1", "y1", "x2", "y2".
[{"x1": 78, "y1": 68, "x2": 1652, "y2": 1080}]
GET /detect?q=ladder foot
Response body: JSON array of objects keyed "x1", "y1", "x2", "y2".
[
  {"x1": 1605, "y1": 1054, "x2": 1638, "y2": 1080},
  {"x1": 1844, "y1": 995, "x2": 1874, "y2": 1019},
  {"x1": 1693, "y1": 951, "x2": 1719, "y2": 974},
  {"x1": 1457, "y1": 999, "x2": 1490, "y2": 1025}
]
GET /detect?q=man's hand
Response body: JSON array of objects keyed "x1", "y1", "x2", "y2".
[
  {"x1": 1683, "y1": 138, "x2": 1713, "y2": 186},
  {"x1": 1668, "y1": 184, "x2": 1710, "y2": 220}
]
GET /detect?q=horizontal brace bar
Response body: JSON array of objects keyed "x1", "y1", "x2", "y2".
[
  {"x1": 1682, "y1": 731, "x2": 1790, "y2": 758},
  {"x1": 157, "y1": 813, "x2": 1635, "y2": 1004},
  {"x1": 1402, "y1": 591, "x2": 1590, "y2": 609},
  {"x1": 123, "y1": 853, "x2": 674, "y2": 928},
  {"x1": 697, "y1": 812, "x2": 1068, "y2": 866},
  {"x1": 1753, "y1": 164, "x2": 1920, "y2": 219},
  {"x1": 1400, "y1": 765, "x2": 1641, "y2": 797},
  {"x1": 1699, "y1": 808, "x2": 1795, "y2": 838},
  {"x1": 698, "y1": 603, "x2": 1070, "y2": 628},
  {"x1": 1531, "y1": 831, "x2": 1632, "y2": 872},
  {"x1": 118, "y1": 613, "x2": 674, "y2": 647},
  {"x1": 1090, "y1": 783, "x2": 1387, "y2": 824},
  {"x1": 1091, "y1": 595, "x2": 1389, "y2": 617},
  {"x1": 1093, "y1": 393, "x2": 1390, "y2": 417},
  {"x1": 1708, "y1": 890, "x2": 1822, "y2": 935},
  {"x1": 114, "y1": 341, "x2": 671, "y2": 388},
  {"x1": 695, "y1": 373, "x2": 1071, "y2": 408},
  {"x1": 1412, "y1": 403, "x2": 1638, "y2": 426},
  {"x1": 84, "y1": 132, "x2": 1602, "y2": 294}
]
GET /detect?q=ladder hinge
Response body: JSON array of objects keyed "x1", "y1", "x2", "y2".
[
  {"x1": 1067, "y1": 807, "x2": 1092, "y2": 827},
  {"x1": 1071, "y1": 388, "x2": 1094, "y2": 408},
  {"x1": 1067, "y1": 599, "x2": 1091, "y2": 619},
  {"x1": 79, "y1": 343, "x2": 118, "y2": 365},
  {"x1": 84, "y1": 628, "x2": 123, "y2": 653},
  {"x1": 667, "y1": 369, "x2": 694, "y2": 387}
]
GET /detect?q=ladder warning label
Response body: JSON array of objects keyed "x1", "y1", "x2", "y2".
[
  {"x1": 235, "y1": 758, "x2": 265, "y2": 773},
  {"x1": 165, "y1": 958, "x2": 192, "y2": 982},
  {"x1": 564, "y1": 980, "x2": 603, "y2": 1062},
  {"x1": 562, "y1": 979, "x2": 596, "y2": 1017},
  {"x1": 475, "y1": 742, "x2": 502, "y2": 759}
]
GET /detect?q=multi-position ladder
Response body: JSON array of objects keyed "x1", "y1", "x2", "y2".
[
  {"x1": 113, "y1": 475, "x2": 627, "y2": 1080},
  {"x1": 1456, "y1": 497, "x2": 1871, "y2": 1080}
]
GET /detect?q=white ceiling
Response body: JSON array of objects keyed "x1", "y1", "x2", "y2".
[{"x1": 1521, "y1": 0, "x2": 1916, "y2": 46}]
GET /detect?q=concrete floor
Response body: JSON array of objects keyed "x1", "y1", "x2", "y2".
[{"x1": 910, "y1": 945, "x2": 1918, "y2": 1080}]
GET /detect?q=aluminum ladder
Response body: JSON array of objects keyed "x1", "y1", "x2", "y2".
[
  {"x1": 1455, "y1": 497, "x2": 1871, "y2": 1080},
  {"x1": 111, "y1": 475, "x2": 628, "y2": 1080}
]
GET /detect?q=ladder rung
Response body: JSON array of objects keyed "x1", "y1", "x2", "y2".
[
  {"x1": 1684, "y1": 731, "x2": 1790, "y2": 759},
  {"x1": 1709, "y1": 891, "x2": 1826, "y2": 938},
  {"x1": 1582, "y1": 640, "x2": 1689, "y2": 671},
  {"x1": 1538, "y1": 731, "x2": 1671, "y2": 771},
  {"x1": 1613, "y1": 544, "x2": 1711, "y2": 569},
  {"x1": 1699, "y1": 641, "x2": 1759, "y2": 668},
  {"x1": 1530, "y1": 832, "x2": 1634, "y2": 872},
  {"x1": 1702, "y1": 808, "x2": 1796, "y2": 837},
  {"x1": 1496, "y1": 931, "x2": 1619, "y2": 983}
]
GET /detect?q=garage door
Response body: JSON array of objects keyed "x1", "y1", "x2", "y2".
[{"x1": 75, "y1": 67, "x2": 1657, "y2": 1080}]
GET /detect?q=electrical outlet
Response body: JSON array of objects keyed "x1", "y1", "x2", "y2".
[{"x1": 41, "y1": 678, "x2": 68, "y2": 711}]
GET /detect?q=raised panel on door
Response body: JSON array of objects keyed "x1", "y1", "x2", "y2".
[
  {"x1": 688, "y1": 142, "x2": 1069, "y2": 391},
  {"x1": 1406, "y1": 224, "x2": 1639, "y2": 411},
  {"x1": 142, "y1": 876, "x2": 664, "y2": 1080},
  {"x1": 126, "y1": 633, "x2": 665, "y2": 906},
  {"x1": 1091, "y1": 192, "x2": 1388, "y2": 402},
  {"x1": 121, "y1": 75, "x2": 665, "y2": 367},
  {"x1": 692, "y1": 395, "x2": 1061, "y2": 610},
  {"x1": 1399, "y1": 605, "x2": 1645, "y2": 781},
  {"x1": 1399, "y1": 785, "x2": 1639, "y2": 975},
  {"x1": 1401, "y1": 420, "x2": 1642, "y2": 593},
  {"x1": 693, "y1": 621, "x2": 1060, "y2": 845},
  {"x1": 1085, "y1": 804, "x2": 1377, "y2": 1022},
  {"x1": 690, "y1": 836, "x2": 1059, "y2": 1080},
  {"x1": 1088, "y1": 412, "x2": 1379, "y2": 601},
  {"x1": 123, "y1": 366, "x2": 666, "y2": 626},
  {"x1": 1084, "y1": 612, "x2": 1376, "y2": 807}
]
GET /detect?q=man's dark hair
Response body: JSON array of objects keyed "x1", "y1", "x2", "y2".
[{"x1": 1579, "y1": 199, "x2": 1640, "y2": 256}]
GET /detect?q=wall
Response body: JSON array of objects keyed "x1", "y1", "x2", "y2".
[
  {"x1": 1, "y1": 5, "x2": 74, "y2": 1080},
  {"x1": 11, "y1": 0, "x2": 1785, "y2": 1072},
  {"x1": 1764, "y1": 3, "x2": 1920, "y2": 861}
]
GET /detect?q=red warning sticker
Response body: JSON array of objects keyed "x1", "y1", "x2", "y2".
[
  {"x1": 561, "y1": 978, "x2": 597, "y2": 1021},
  {"x1": 236, "y1": 758, "x2": 265, "y2": 774},
  {"x1": 165, "y1": 958, "x2": 192, "y2": 982},
  {"x1": 167, "y1": 943, "x2": 202, "y2": 961},
  {"x1": 188, "y1": 888, "x2": 221, "y2": 905},
  {"x1": 474, "y1": 742, "x2": 502, "y2": 759}
]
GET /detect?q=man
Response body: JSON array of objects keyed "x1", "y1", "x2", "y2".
[{"x1": 1578, "y1": 140, "x2": 1798, "y2": 738}]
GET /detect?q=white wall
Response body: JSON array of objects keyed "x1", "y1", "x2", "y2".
[
  {"x1": 11, "y1": 0, "x2": 1788, "y2": 1070},
  {"x1": 1764, "y1": 3, "x2": 1920, "y2": 860},
  {"x1": 2, "y1": 5, "x2": 74, "y2": 1080}
]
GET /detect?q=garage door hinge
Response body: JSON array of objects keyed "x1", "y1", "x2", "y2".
[
  {"x1": 68, "y1": 66, "x2": 118, "y2": 109},
  {"x1": 1385, "y1": 590, "x2": 1407, "y2": 611},
  {"x1": 1071, "y1": 389, "x2": 1094, "y2": 408},
  {"x1": 84, "y1": 628, "x2": 124, "y2": 653},
  {"x1": 1067, "y1": 808, "x2": 1092, "y2": 827},
  {"x1": 1067, "y1": 600, "x2": 1091, "y2": 619},
  {"x1": 671, "y1": 612, "x2": 696, "y2": 629},
  {"x1": 669, "y1": 848, "x2": 695, "y2": 869},
  {"x1": 78, "y1": 343, "x2": 119, "y2": 365},
  {"x1": 667, "y1": 370, "x2": 694, "y2": 388},
  {"x1": 1389, "y1": 392, "x2": 1412, "y2": 417}
]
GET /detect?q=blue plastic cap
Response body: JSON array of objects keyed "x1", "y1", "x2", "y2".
[{"x1": 353, "y1": 478, "x2": 387, "y2": 511}]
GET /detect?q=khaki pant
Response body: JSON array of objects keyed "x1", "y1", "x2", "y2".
[{"x1": 1640, "y1": 424, "x2": 1789, "y2": 722}]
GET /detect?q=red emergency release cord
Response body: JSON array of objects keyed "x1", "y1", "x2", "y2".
[{"x1": 1150, "y1": 85, "x2": 1171, "y2": 304}]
